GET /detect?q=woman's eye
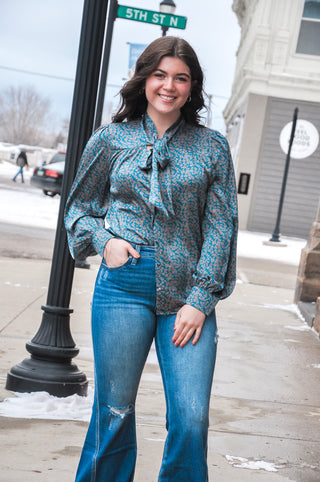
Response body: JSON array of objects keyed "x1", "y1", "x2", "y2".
[
  {"x1": 154, "y1": 73, "x2": 165, "y2": 79},
  {"x1": 176, "y1": 76, "x2": 188, "y2": 82}
]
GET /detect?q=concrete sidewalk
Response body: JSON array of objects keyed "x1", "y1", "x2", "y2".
[{"x1": 0, "y1": 255, "x2": 319, "y2": 481}]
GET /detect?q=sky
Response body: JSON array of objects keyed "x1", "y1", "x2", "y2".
[{"x1": 0, "y1": 0, "x2": 241, "y2": 134}]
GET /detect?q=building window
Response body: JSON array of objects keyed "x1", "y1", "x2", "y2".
[{"x1": 296, "y1": 0, "x2": 320, "y2": 55}]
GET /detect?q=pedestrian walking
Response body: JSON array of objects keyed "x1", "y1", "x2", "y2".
[
  {"x1": 65, "y1": 36, "x2": 238, "y2": 482},
  {"x1": 12, "y1": 149, "x2": 29, "y2": 183}
]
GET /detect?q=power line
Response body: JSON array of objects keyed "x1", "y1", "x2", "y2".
[
  {"x1": 0, "y1": 65, "x2": 74, "y2": 82},
  {"x1": 0, "y1": 65, "x2": 122, "y2": 89},
  {"x1": 207, "y1": 93, "x2": 229, "y2": 100}
]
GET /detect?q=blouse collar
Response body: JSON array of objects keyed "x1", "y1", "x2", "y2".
[
  {"x1": 141, "y1": 113, "x2": 185, "y2": 143},
  {"x1": 137, "y1": 114, "x2": 185, "y2": 218}
]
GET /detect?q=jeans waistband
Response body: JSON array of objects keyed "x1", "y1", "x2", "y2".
[{"x1": 131, "y1": 244, "x2": 155, "y2": 256}]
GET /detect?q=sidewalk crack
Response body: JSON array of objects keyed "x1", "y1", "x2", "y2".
[{"x1": 0, "y1": 292, "x2": 45, "y2": 334}]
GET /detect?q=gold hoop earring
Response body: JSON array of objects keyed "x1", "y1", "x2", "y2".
[{"x1": 187, "y1": 95, "x2": 192, "y2": 103}]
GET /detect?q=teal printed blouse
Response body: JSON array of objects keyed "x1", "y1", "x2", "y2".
[{"x1": 64, "y1": 114, "x2": 238, "y2": 316}]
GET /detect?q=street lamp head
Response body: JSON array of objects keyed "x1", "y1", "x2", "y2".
[{"x1": 159, "y1": 0, "x2": 176, "y2": 15}]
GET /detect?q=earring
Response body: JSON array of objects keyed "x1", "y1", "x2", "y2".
[{"x1": 187, "y1": 95, "x2": 192, "y2": 103}]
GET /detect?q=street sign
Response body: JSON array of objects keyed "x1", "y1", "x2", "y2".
[
  {"x1": 117, "y1": 5, "x2": 187, "y2": 30},
  {"x1": 280, "y1": 119, "x2": 319, "y2": 159}
]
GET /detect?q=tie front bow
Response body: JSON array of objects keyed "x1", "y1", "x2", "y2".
[{"x1": 138, "y1": 137, "x2": 174, "y2": 218}]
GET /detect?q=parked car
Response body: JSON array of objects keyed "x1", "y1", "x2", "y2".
[
  {"x1": 31, "y1": 152, "x2": 65, "y2": 197},
  {"x1": 45, "y1": 151, "x2": 66, "y2": 165}
]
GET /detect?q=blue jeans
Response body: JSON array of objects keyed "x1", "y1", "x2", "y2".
[
  {"x1": 76, "y1": 245, "x2": 218, "y2": 482},
  {"x1": 13, "y1": 166, "x2": 24, "y2": 182}
]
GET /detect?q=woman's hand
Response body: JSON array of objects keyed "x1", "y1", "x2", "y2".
[
  {"x1": 172, "y1": 304, "x2": 206, "y2": 347},
  {"x1": 103, "y1": 238, "x2": 140, "y2": 267}
]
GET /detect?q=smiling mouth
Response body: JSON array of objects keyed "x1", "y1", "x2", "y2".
[{"x1": 159, "y1": 94, "x2": 176, "y2": 101}]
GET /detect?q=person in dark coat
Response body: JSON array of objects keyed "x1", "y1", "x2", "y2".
[{"x1": 12, "y1": 149, "x2": 28, "y2": 183}]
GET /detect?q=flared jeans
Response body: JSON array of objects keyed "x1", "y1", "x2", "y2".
[{"x1": 76, "y1": 245, "x2": 218, "y2": 482}]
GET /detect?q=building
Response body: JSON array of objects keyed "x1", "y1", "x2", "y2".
[{"x1": 224, "y1": 0, "x2": 320, "y2": 238}]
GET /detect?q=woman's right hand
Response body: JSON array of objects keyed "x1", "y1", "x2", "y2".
[{"x1": 103, "y1": 238, "x2": 140, "y2": 267}]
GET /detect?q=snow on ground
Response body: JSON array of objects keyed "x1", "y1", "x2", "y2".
[
  {"x1": 0, "y1": 389, "x2": 93, "y2": 422},
  {"x1": 237, "y1": 230, "x2": 306, "y2": 266},
  {"x1": 0, "y1": 161, "x2": 307, "y2": 263},
  {"x1": 1, "y1": 159, "x2": 34, "y2": 180},
  {"x1": 0, "y1": 161, "x2": 59, "y2": 230},
  {"x1": 226, "y1": 455, "x2": 280, "y2": 472},
  {"x1": 260, "y1": 303, "x2": 306, "y2": 321}
]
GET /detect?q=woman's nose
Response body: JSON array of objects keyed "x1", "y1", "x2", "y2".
[{"x1": 164, "y1": 77, "x2": 174, "y2": 90}]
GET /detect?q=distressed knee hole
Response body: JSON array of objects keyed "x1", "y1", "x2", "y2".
[{"x1": 107, "y1": 404, "x2": 134, "y2": 419}]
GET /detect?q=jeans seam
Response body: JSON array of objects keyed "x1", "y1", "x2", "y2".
[{"x1": 92, "y1": 382, "x2": 100, "y2": 482}]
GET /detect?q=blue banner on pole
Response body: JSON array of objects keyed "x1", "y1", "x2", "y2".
[{"x1": 128, "y1": 43, "x2": 147, "y2": 77}]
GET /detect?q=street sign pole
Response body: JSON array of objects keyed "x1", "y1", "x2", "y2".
[{"x1": 94, "y1": 0, "x2": 119, "y2": 130}]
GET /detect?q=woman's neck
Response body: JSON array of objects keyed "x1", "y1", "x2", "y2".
[{"x1": 147, "y1": 109, "x2": 180, "y2": 139}]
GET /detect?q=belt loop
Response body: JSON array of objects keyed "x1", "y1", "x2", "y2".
[{"x1": 132, "y1": 244, "x2": 141, "y2": 265}]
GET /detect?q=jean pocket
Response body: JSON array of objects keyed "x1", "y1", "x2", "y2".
[{"x1": 101, "y1": 256, "x2": 133, "y2": 271}]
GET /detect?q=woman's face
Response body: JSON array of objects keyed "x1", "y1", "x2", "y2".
[{"x1": 145, "y1": 56, "x2": 191, "y2": 124}]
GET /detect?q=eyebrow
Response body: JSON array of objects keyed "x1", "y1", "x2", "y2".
[{"x1": 155, "y1": 68, "x2": 191, "y2": 78}]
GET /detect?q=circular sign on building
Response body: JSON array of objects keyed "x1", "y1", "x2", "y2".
[{"x1": 279, "y1": 119, "x2": 319, "y2": 159}]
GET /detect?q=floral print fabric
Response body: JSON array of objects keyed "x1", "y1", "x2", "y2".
[{"x1": 64, "y1": 114, "x2": 238, "y2": 315}]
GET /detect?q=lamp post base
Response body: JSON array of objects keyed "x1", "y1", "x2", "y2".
[
  {"x1": 5, "y1": 304, "x2": 88, "y2": 398},
  {"x1": 269, "y1": 233, "x2": 281, "y2": 242},
  {"x1": 6, "y1": 357, "x2": 88, "y2": 398}
]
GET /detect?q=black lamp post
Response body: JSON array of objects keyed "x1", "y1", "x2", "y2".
[
  {"x1": 159, "y1": 0, "x2": 176, "y2": 36},
  {"x1": 269, "y1": 107, "x2": 299, "y2": 243},
  {"x1": 6, "y1": 0, "x2": 109, "y2": 397}
]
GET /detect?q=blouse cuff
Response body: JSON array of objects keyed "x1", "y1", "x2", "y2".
[
  {"x1": 91, "y1": 229, "x2": 115, "y2": 257},
  {"x1": 186, "y1": 286, "x2": 219, "y2": 316}
]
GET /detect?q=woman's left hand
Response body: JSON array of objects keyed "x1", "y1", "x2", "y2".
[{"x1": 172, "y1": 305, "x2": 206, "y2": 348}]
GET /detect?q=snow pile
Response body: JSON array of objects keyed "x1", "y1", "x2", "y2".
[
  {"x1": 262, "y1": 303, "x2": 307, "y2": 322},
  {"x1": 285, "y1": 324, "x2": 312, "y2": 332},
  {"x1": 0, "y1": 161, "x2": 59, "y2": 230},
  {"x1": 237, "y1": 230, "x2": 306, "y2": 266},
  {"x1": 0, "y1": 186, "x2": 59, "y2": 230},
  {"x1": 0, "y1": 159, "x2": 32, "y2": 178},
  {"x1": 0, "y1": 389, "x2": 93, "y2": 421},
  {"x1": 226, "y1": 455, "x2": 280, "y2": 472}
]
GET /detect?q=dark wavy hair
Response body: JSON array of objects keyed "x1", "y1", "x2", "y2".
[{"x1": 112, "y1": 36, "x2": 205, "y2": 126}]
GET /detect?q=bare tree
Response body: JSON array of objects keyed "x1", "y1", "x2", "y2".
[
  {"x1": 53, "y1": 117, "x2": 69, "y2": 148},
  {"x1": 0, "y1": 85, "x2": 52, "y2": 145}
]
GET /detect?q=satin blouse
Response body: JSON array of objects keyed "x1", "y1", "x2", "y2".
[{"x1": 64, "y1": 114, "x2": 238, "y2": 315}]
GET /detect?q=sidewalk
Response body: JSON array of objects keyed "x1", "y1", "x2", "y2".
[{"x1": 0, "y1": 254, "x2": 319, "y2": 481}]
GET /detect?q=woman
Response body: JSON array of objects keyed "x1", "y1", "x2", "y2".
[{"x1": 65, "y1": 36, "x2": 238, "y2": 482}]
